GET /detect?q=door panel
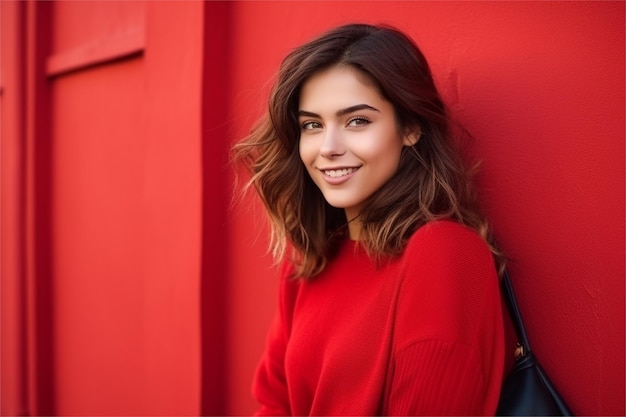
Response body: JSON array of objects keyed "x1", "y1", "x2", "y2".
[{"x1": 47, "y1": 1, "x2": 203, "y2": 414}]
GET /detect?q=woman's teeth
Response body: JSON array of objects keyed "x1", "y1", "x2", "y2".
[{"x1": 324, "y1": 168, "x2": 357, "y2": 178}]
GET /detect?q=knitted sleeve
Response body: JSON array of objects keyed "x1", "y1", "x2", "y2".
[
  {"x1": 384, "y1": 221, "x2": 505, "y2": 415},
  {"x1": 252, "y1": 263, "x2": 297, "y2": 416},
  {"x1": 252, "y1": 313, "x2": 290, "y2": 416},
  {"x1": 386, "y1": 339, "x2": 489, "y2": 415}
]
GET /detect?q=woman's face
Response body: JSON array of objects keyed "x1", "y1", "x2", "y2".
[{"x1": 298, "y1": 65, "x2": 416, "y2": 222}]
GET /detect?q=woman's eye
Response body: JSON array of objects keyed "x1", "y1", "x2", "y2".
[
  {"x1": 301, "y1": 121, "x2": 322, "y2": 130},
  {"x1": 347, "y1": 117, "x2": 371, "y2": 127}
]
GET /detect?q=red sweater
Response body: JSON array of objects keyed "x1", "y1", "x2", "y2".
[{"x1": 253, "y1": 221, "x2": 505, "y2": 415}]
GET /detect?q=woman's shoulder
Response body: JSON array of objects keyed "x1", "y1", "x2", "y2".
[
  {"x1": 408, "y1": 220, "x2": 486, "y2": 248},
  {"x1": 404, "y1": 220, "x2": 494, "y2": 273}
]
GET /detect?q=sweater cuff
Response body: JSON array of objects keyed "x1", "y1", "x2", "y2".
[{"x1": 385, "y1": 339, "x2": 493, "y2": 416}]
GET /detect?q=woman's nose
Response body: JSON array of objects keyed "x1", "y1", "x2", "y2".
[{"x1": 319, "y1": 127, "x2": 346, "y2": 159}]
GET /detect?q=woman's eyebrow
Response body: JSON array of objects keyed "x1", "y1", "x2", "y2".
[
  {"x1": 297, "y1": 110, "x2": 321, "y2": 118},
  {"x1": 297, "y1": 104, "x2": 381, "y2": 118},
  {"x1": 336, "y1": 104, "x2": 380, "y2": 117}
]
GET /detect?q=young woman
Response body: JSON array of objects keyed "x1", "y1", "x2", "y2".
[{"x1": 232, "y1": 23, "x2": 506, "y2": 415}]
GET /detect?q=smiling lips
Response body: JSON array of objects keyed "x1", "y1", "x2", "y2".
[
  {"x1": 320, "y1": 167, "x2": 360, "y2": 184},
  {"x1": 324, "y1": 167, "x2": 358, "y2": 177}
]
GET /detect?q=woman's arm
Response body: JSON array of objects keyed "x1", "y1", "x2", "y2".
[
  {"x1": 252, "y1": 263, "x2": 297, "y2": 416},
  {"x1": 384, "y1": 221, "x2": 505, "y2": 415},
  {"x1": 253, "y1": 312, "x2": 291, "y2": 416}
]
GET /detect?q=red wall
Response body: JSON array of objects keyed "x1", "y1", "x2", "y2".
[
  {"x1": 1, "y1": 1, "x2": 27, "y2": 415},
  {"x1": 225, "y1": 2, "x2": 625, "y2": 416},
  {"x1": 1, "y1": 1, "x2": 623, "y2": 416}
]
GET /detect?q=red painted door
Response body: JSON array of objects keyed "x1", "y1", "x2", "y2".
[
  {"x1": 49, "y1": 2, "x2": 204, "y2": 415},
  {"x1": 1, "y1": 1, "x2": 209, "y2": 415}
]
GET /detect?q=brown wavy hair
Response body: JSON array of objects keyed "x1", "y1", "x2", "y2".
[{"x1": 232, "y1": 23, "x2": 504, "y2": 278}]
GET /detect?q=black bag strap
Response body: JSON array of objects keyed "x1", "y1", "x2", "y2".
[
  {"x1": 501, "y1": 269, "x2": 531, "y2": 355},
  {"x1": 499, "y1": 270, "x2": 575, "y2": 416}
]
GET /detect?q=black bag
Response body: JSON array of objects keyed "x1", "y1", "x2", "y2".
[{"x1": 496, "y1": 270, "x2": 574, "y2": 416}]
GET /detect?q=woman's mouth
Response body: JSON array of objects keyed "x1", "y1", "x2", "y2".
[
  {"x1": 322, "y1": 167, "x2": 359, "y2": 178},
  {"x1": 319, "y1": 167, "x2": 360, "y2": 185}
]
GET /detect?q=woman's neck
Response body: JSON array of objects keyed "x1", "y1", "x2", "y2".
[{"x1": 345, "y1": 210, "x2": 362, "y2": 240}]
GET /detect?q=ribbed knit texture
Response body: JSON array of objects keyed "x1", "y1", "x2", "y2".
[
  {"x1": 386, "y1": 340, "x2": 485, "y2": 415},
  {"x1": 253, "y1": 221, "x2": 505, "y2": 416}
]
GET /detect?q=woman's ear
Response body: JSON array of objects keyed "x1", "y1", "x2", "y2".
[{"x1": 402, "y1": 127, "x2": 421, "y2": 147}]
